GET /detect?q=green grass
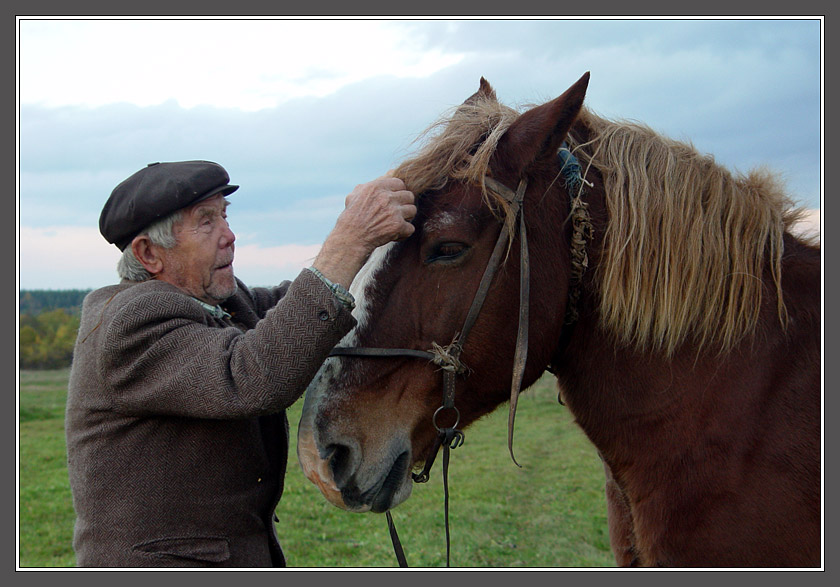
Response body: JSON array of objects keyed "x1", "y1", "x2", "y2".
[
  {"x1": 18, "y1": 369, "x2": 77, "y2": 567},
  {"x1": 18, "y1": 369, "x2": 614, "y2": 568}
]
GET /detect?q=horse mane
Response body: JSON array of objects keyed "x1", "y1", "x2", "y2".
[
  {"x1": 395, "y1": 90, "x2": 809, "y2": 357},
  {"x1": 566, "y1": 108, "x2": 809, "y2": 356}
]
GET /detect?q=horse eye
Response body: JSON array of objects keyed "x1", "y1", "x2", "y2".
[{"x1": 427, "y1": 242, "x2": 468, "y2": 263}]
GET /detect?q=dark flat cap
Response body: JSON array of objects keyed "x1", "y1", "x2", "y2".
[{"x1": 100, "y1": 160, "x2": 239, "y2": 250}]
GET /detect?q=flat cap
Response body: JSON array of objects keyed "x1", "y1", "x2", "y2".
[{"x1": 100, "y1": 160, "x2": 239, "y2": 250}]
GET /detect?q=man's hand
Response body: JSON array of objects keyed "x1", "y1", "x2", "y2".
[{"x1": 312, "y1": 175, "x2": 416, "y2": 289}]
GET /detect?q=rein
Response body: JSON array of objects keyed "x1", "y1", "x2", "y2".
[{"x1": 328, "y1": 145, "x2": 591, "y2": 567}]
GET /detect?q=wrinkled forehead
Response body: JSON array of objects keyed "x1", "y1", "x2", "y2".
[
  {"x1": 178, "y1": 194, "x2": 230, "y2": 221},
  {"x1": 190, "y1": 193, "x2": 230, "y2": 213}
]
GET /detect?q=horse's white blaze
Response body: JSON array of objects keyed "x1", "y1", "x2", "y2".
[
  {"x1": 307, "y1": 242, "x2": 396, "y2": 395},
  {"x1": 344, "y1": 242, "x2": 397, "y2": 347}
]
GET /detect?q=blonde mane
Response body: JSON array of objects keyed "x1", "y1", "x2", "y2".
[
  {"x1": 395, "y1": 92, "x2": 805, "y2": 357},
  {"x1": 567, "y1": 108, "x2": 804, "y2": 355}
]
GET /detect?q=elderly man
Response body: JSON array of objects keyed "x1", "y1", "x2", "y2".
[{"x1": 65, "y1": 161, "x2": 416, "y2": 567}]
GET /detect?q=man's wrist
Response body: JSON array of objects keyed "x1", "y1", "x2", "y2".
[{"x1": 306, "y1": 266, "x2": 356, "y2": 310}]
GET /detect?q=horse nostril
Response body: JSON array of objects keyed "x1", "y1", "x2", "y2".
[{"x1": 326, "y1": 443, "x2": 354, "y2": 487}]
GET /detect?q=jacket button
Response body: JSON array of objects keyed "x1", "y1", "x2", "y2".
[{"x1": 318, "y1": 310, "x2": 330, "y2": 321}]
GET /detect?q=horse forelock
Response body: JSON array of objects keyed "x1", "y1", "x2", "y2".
[
  {"x1": 393, "y1": 93, "x2": 522, "y2": 236},
  {"x1": 566, "y1": 107, "x2": 803, "y2": 356}
]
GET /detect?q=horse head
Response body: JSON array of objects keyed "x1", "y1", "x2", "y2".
[{"x1": 297, "y1": 73, "x2": 591, "y2": 513}]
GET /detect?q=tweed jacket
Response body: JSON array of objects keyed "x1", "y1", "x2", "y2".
[{"x1": 65, "y1": 270, "x2": 355, "y2": 567}]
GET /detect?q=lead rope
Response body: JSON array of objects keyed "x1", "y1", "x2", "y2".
[
  {"x1": 441, "y1": 427, "x2": 458, "y2": 566},
  {"x1": 385, "y1": 424, "x2": 463, "y2": 567},
  {"x1": 386, "y1": 510, "x2": 409, "y2": 567},
  {"x1": 385, "y1": 382, "x2": 464, "y2": 567}
]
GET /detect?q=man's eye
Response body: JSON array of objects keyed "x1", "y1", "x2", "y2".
[{"x1": 193, "y1": 217, "x2": 216, "y2": 234}]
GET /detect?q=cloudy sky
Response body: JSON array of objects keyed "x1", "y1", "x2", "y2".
[{"x1": 17, "y1": 18, "x2": 822, "y2": 291}]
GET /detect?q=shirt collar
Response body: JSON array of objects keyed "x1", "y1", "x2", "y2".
[{"x1": 191, "y1": 297, "x2": 231, "y2": 320}]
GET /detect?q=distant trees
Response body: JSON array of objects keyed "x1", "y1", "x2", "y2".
[
  {"x1": 19, "y1": 290, "x2": 90, "y2": 370},
  {"x1": 19, "y1": 290, "x2": 90, "y2": 316},
  {"x1": 20, "y1": 309, "x2": 81, "y2": 369}
]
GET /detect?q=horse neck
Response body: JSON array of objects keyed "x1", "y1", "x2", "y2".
[
  {"x1": 550, "y1": 242, "x2": 817, "y2": 471},
  {"x1": 543, "y1": 157, "x2": 696, "y2": 460}
]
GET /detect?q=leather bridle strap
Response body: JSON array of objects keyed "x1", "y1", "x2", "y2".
[
  {"x1": 484, "y1": 177, "x2": 530, "y2": 466},
  {"x1": 327, "y1": 346, "x2": 436, "y2": 362},
  {"x1": 323, "y1": 145, "x2": 592, "y2": 567},
  {"x1": 327, "y1": 177, "x2": 529, "y2": 567},
  {"x1": 329, "y1": 176, "x2": 529, "y2": 469}
]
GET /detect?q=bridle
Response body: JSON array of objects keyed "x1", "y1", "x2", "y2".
[{"x1": 327, "y1": 145, "x2": 592, "y2": 566}]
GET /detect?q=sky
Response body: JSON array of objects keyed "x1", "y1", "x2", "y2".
[{"x1": 17, "y1": 18, "x2": 822, "y2": 291}]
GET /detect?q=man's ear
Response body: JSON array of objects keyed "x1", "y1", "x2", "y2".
[{"x1": 131, "y1": 235, "x2": 164, "y2": 276}]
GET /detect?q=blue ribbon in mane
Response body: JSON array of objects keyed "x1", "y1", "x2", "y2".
[
  {"x1": 555, "y1": 142, "x2": 593, "y2": 326},
  {"x1": 558, "y1": 142, "x2": 586, "y2": 196}
]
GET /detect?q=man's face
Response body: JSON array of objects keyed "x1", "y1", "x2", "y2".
[{"x1": 157, "y1": 194, "x2": 238, "y2": 305}]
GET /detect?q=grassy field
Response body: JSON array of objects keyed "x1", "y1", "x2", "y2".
[{"x1": 18, "y1": 369, "x2": 614, "y2": 568}]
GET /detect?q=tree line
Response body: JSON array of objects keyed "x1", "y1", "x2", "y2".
[
  {"x1": 19, "y1": 289, "x2": 90, "y2": 316},
  {"x1": 19, "y1": 290, "x2": 91, "y2": 370}
]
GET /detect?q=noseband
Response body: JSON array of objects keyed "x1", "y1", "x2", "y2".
[{"x1": 327, "y1": 145, "x2": 592, "y2": 566}]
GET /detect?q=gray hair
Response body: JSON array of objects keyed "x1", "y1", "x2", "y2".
[{"x1": 116, "y1": 210, "x2": 182, "y2": 281}]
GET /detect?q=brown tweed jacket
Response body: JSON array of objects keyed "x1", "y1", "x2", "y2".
[{"x1": 65, "y1": 270, "x2": 355, "y2": 567}]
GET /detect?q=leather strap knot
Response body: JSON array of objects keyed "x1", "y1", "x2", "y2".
[{"x1": 429, "y1": 340, "x2": 468, "y2": 374}]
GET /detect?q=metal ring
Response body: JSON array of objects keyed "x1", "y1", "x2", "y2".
[{"x1": 432, "y1": 405, "x2": 460, "y2": 431}]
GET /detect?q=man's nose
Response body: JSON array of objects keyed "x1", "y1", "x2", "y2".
[{"x1": 221, "y1": 223, "x2": 235, "y2": 247}]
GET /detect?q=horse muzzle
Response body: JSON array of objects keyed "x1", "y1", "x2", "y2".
[{"x1": 297, "y1": 409, "x2": 414, "y2": 513}]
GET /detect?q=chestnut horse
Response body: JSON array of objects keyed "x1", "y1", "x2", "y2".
[{"x1": 298, "y1": 73, "x2": 821, "y2": 567}]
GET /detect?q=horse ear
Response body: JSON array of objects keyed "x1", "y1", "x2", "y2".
[
  {"x1": 495, "y1": 72, "x2": 590, "y2": 176},
  {"x1": 463, "y1": 77, "x2": 497, "y2": 105}
]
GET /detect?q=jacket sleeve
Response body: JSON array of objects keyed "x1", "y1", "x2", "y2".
[
  {"x1": 98, "y1": 270, "x2": 356, "y2": 419},
  {"x1": 233, "y1": 278, "x2": 293, "y2": 320}
]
